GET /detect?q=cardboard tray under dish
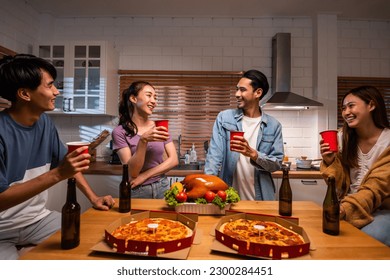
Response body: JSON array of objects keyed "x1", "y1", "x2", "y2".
[
  {"x1": 212, "y1": 211, "x2": 311, "y2": 260},
  {"x1": 174, "y1": 202, "x2": 231, "y2": 215},
  {"x1": 94, "y1": 210, "x2": 198, "y2": 259}
]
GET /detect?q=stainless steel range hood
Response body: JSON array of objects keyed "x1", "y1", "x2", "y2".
[{"x1": 262, "y1": 33, "x2": 323, "y2": 109}]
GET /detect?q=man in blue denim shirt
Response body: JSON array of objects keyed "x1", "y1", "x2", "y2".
[{"x1": 205, "y1": 70, "x2": 284, "y2": 200}]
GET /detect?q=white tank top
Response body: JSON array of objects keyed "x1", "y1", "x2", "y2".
[
  {"x1": 233, "y1": 116, "x2": 261, "y2": 200},
  {"x1": 350, "y1": 128, "x2": 390, "y2": 193}
]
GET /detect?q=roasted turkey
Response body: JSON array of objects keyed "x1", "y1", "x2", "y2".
[{"x1": 182, "y1": 174, "x2": 228, "y2": 199}]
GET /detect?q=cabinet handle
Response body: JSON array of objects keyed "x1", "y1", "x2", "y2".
[{"x1": 300, "y1": 180, "x2": 318, "y2": 185}]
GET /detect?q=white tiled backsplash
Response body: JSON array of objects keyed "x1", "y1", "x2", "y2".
[
  {"x1": 51, "y1": 108, "x2": 322, "y2": 162},
  {"x1": 267, "y1": 109, "x2": 321, "y2": 160},
  {"x1": 50, "y1": 115, "x2": 118, "y2": 162}
]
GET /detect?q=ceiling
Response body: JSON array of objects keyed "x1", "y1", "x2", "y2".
[{"x1": 25, "y1": 0, "x2": 390, "y2": 20}]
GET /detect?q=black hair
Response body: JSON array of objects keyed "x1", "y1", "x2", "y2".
[
  {"x1": 241, "y1": 69, "x2": 269, "y2": 100},
  {"x1": 341, "y1": 85, "x2": 390, "y2": 168},
  {"x1": 118, "y1": 81, "x2": 155, "y2": 137},
  {"x1": 0, "y1": 54, "x2": 57, "y2": 102}
]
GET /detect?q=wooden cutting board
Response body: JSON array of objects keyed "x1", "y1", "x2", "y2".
[{"x1": 89, "y1": 130, "x2": 110, "y2": 150}]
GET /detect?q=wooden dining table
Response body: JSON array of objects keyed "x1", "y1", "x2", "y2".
[{"x1": 20, "y1": 199, "x2": 390, "y2": 260}]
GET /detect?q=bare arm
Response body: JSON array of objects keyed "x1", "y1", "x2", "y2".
[
  {"x1": 130, "y1": 141, "x2": 179, "y2": 188},
  {"x1": 0, "y1": 146, "x2": 90, "y2": 212},
  {"x1": 73, "y1": 172, "x2": 115, "y2": 211},
  {"x1": 115, "y1": 125, "x2": 171, "y2": 178}
]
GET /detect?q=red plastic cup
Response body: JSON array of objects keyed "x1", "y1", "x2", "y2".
[
  {"x1": 320, "y1": 130, "x2": 338, "y2": 152},
  {"x1": 230, "y1": 131, "x2": 244, "y2": 151},
  {"x1": 66, "y1": 141, "x2": 90, "y2": 154},
  {"x1": 155, "y1": 120, "x2": 169, "y2": 131}
]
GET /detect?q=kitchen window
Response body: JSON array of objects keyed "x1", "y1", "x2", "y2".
[
  {"x1": 119, "y1": 70, "x2": 242, "y2": 160},
  {"x1": 337, "y1": 77, "x2": 390, "y2": 128}
]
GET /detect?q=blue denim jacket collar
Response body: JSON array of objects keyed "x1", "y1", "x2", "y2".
[{"x1": 233, "y1": 108, "x2": 272, "y2": 150}]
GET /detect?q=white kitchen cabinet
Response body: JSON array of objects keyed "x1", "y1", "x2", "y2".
[
  {"x1": 46, "y1": 175, "x2": 121, "y2": 213},
  {"x1": 46, "y1": 179, "x2": 95, "y2": 214},
  {"x1": 83, "y1": 174, "x2": 122, "y2": 198},
  {"x1": 36, "y1": 41, "x2": 119, "y2": 115},
  {"x1": 37, "y1": 45, "x2": 66, "y2": 110},
  {"x1": 274, "y1": 177, "x2": 327, "y2": 206}
]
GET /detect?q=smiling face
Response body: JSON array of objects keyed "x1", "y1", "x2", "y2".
[
  {"x1": 130, "y1": 84, "x2": 157, "y2": 116},
  {"x1": 27, "y1": 70, "x2": 59, "y2": 112},
  {"x1": 235, "y1": 77, "x2": 262, "y2": 111},
  {"x1": 341, "y1": 93, "x2": 375, "y2": 129}
]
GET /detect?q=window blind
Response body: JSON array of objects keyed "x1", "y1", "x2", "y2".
[
  {"x1": 337, "y1": 77, "x2": 390, "y2": 128},
  {"x1": 118, "y1": 70, "x2": 243, "y2": 160}
]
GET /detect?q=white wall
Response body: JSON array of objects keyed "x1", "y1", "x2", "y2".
[
  {"x1": 0, "y1": 0, "x2": 40, "y2": 53},
  {"x1": 1, "y1": 1, "x2": 390, "y2": 159},
  {"x1": 338, "y1": 20, "x2": 390, "y2": 77},
  {"x1": 42, "y1": 15, "x2": 322, "y2": 159}
]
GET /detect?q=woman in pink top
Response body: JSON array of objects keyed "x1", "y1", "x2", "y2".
[{"x1": 112, "y1": 81, "x2": 178, "y2": 198}]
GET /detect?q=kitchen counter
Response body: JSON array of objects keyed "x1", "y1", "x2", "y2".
[
  {"x1": 85, "y1": 161, "x2": 323, "y2": 179},
  {"x1": 85, "y1": 161, "x2": 204, "y2": 177},
  {"x1": 272, "y1": 168, "x2": 322, "y2": 179}
]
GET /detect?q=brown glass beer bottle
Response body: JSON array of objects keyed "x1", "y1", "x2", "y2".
[
  {"x1": 322, "y1": 176, "x2": 340, "y2": 235},
  {"x1": 279, "y1": 165, "x2": 292, "y2": 216},
  {"x1": 61, "y1": 177, "x2": 80, "y2": 249},
  {"x1": 119, "y1": 164, "x2": 131, "y2": 213}
]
